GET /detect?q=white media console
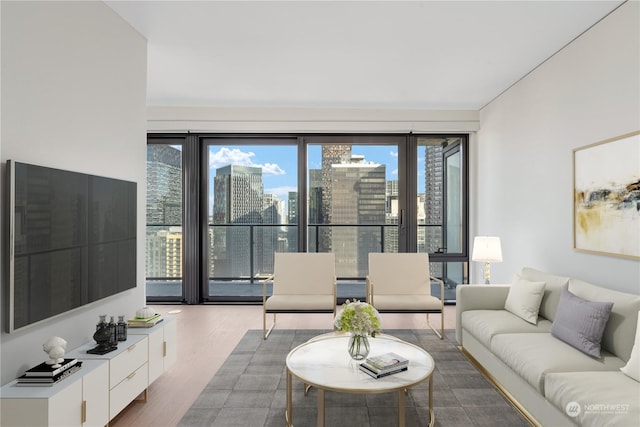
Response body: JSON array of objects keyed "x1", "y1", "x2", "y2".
[{"x1": 0, "y1": 317, "x2": 176, "y2": 426}]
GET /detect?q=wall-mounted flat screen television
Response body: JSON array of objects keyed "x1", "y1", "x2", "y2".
[{"x1": 6, "y1": 160, "x2": 137, "y2": 333}]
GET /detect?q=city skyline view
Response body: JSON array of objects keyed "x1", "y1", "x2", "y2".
[{"x1": 206, "y1": 143, "x2": 427, "y2": 216}]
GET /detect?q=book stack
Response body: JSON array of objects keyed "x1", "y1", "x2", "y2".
[
  {"x1": 16, "y1": 359, "x2": 82, "y2": 387},
  {"x1": 359, "y1": 352, "x2": 409, "y2": 379},
  {"x1": 128, "y1": 313, "x2": 163, "y2": 328}
]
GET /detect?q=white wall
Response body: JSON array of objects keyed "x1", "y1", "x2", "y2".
[
  {"x1": 475, "y1": 1, "x2": 640, "y2": 292},
  {"x1": 0, "y1": 1, "x2": 147, "y2": 384}
]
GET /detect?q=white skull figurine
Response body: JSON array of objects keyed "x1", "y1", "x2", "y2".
[{"x1": 43, "y1": 336, "x2": 67, "y2": 368}]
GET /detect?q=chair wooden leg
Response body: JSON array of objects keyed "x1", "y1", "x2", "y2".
[{"x1": 426, "y1": 314, "x2": 444, "y2": 340}]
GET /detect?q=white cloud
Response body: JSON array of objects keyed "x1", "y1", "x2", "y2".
[
  {"x1": 390, "y1": 151, "x2": 398, "y2": 157},
  {"x1": 209, "y1": 147, "x2": 285, "y2": 175},
  {"x1": 392, "y1": 168, "x2": 398, "y2": 175}
]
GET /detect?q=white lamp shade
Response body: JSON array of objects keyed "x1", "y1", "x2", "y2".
[{"x1": 472, "y1": 236, "x2": 503, "y2": 262}]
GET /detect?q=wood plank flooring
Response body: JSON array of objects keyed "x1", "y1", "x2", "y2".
[{"x1": 109, "y1": 304, "x2": 456, "y2": 427}]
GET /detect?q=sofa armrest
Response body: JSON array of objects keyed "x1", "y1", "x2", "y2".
[{"x1": 455, "y1": 284, "x2": 510, "y2": 345}]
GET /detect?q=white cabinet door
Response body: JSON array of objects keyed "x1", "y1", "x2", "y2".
[
  {"x1": 163, "y1": 318, "x2": 177, "y2": 370},
  {"x1": 82, "y1": 361, "x2": 109, "y2": 427},
  {"x1": 147, "y1": 327, "x2": 164, "y2": 383},
  {"x1": 48, "y1": 380, "x2": 83, "y2": 427}
]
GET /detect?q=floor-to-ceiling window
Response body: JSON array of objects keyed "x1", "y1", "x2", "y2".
[
  {"x1": 202, "y1": 137, "x2": 298, "y2": 301},
  {"x1": 145, "y1": 133, "x2": 468, "y2": 304},
  {"x1": 146, "y1": 137, "x2": 184, "y2": 301}
]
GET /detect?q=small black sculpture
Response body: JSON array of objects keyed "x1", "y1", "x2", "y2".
[{"x1": 87, "y1": 325, "x2": 117, "y2": 355}]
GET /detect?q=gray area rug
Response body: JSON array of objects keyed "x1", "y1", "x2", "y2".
[{"x1": 178, "y1": 329, "x2": 530, "y2": 427}]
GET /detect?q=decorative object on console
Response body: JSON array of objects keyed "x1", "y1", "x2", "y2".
[
  {"x1": 117, "y1": 315, "x2": 128, "y2": 341},
  {"x1": 88, "y1": 318, "x2": 118, "y2": 355},
  {"x1": 504, "y1": 275, "x2": 546, "y2": 324},
  {"x1": 42, "y1": 336, "x2": 67, "y2": 368},
  {"x1": 573, "y1": 130, "x2": 640, "y2": 260},
  {"x1": 550, "y1": 288, "x2": 613, "y2": 358},
  {"x1": 471, "y1": 236, "x2": 503, "y2": 284},
  {"x1": 334, "y1": 299, "x2": 381, "y2": 360},
  {"x1": 128, "y1": 313, "x2": 163, "y2": 328},
  {"x1": 136, "y1": 306, "x2": 156, "y2": 318}
]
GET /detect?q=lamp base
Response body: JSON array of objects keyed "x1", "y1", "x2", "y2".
[{"x1": 484, "y1": 262, "x2": 491, "y2": 285}]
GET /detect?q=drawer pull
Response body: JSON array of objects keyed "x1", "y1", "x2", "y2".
[
  {"x1": 81, "y1": 400, "x2": 87, "y2": 423},
  {"x1": 163, "y1": 341, "x2": 167, "y2": 357},
  {"x1": 128, "y1": 344, "x2": 136, "y2": 351},
  {"x1": 127, "y1": 371, "x2": 137, "y2": 380}
]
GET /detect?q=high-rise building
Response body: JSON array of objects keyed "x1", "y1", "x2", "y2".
[
  {"x1": 330, "y1": 155, "x2": 386, "y2": 276},
  {"x1": 262, "y1": 193, "x2": 283, "y2": 274},
  {"x1": 287, "y1": 191, "x2": 298, "y2": 252},
  {"x1": 146, "y1": 145, "x2": 182, "y2": 279},
  {"x1": 318, "y1": 145, "x2": 351, "y2": 253},
  {"x1": 424, "y1": 145, "x2": 443, "y2": 255},
  {"x1": 212, "y1": 165, "x2": 264, "y2": 277},
  {"x1": 146, "y1": 145, "x2": 182, "y2": 225},
  {"x1": 385, "y1": 180, "x2": 399, "y2": 253}
]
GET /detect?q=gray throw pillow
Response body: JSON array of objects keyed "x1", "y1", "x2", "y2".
[{"x1": 550, "y1": 288, "x2": 613, "y2": 358}]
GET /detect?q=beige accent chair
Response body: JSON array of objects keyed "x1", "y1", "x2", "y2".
[
  {"x1": 262, "y1": 252, "x2": 337, "y2": 339},
  {"x1": 366, "y1": 252, "x2": 445, "y2": 339}
]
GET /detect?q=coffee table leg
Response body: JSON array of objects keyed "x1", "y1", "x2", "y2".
[
  {"x1": 286, "y1": 370, "x2": 292, "y2": 427},
  {"x1": 317, "y1": 388, "x2": 325, "y2": 427},
  {"x1": 397, "y1": 389, "x2": 405, "y2": 426},
  {"x1": 429, "y1": 375, "x2": 435, "y2": 427}
]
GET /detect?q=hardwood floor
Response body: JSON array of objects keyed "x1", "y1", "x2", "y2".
[{"x1": 109, "y1": 304, "x2": 456, "y2": 427}]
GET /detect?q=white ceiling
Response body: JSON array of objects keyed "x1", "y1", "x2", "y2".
[{"x1": 106, "y1": 0, "x2": 625, "y2": 110}]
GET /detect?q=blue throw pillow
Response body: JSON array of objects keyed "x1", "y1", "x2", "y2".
[{"x1": 550, "y1": 288, "x2": 613, "y2": 358}]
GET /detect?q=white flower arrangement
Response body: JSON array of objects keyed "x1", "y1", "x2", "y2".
[{"x1": 334, "y1": 299, "x2": 381, "y2": 337}]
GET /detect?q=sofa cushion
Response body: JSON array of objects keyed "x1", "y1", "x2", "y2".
[
  {"x1": 620, "y1": 311, "x2": 640, "y2": 382},
  {"x1": 544, "y1": 371, "x2": 640, "y2": 427},
  {"x1": 550, "y1": 288, "x2": 613, "y2": 358},
  {"x1": 520, "y1": 267, "x2": 569, "y2": 322},
  {"x1": 491, "y1": 333, "x2": 625, "y2": 394},
  {"x1": 570, "y1": 279, "x2": 640, "y2": 361},
  {"x1": 504, "y1": 276, "x2": 546, "y2": 324},
  {"x1": 461, "y1": 310, "x2": 552, "y2": 348}
]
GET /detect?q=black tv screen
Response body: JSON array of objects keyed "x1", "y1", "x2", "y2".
[{"x1": 6, "y1": 160, "x2": 137, "y2": 332}]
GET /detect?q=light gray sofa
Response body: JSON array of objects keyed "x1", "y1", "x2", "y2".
[{"x1": 456, "y1": 267, "x2": 640, "y2": 427}]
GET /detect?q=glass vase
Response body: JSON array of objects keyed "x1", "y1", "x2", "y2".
[{"x1": 347, "y1": 333, "x2": 370, "y2": 360}]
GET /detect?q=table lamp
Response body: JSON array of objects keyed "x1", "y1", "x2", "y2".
[{"x1": 472, "y1": 236, "x2": 503, "y2": 284}]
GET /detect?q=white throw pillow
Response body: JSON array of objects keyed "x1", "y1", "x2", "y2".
[
  {"x1": 504, "y1": 276, "x2": 546, "y2": 324},
  {"x1": 620, "y1": 311, "x2": 640, "y2": 382}
]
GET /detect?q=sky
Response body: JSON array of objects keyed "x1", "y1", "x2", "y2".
[{"x1": 207, "y1": 144, "x2": 426, "y2": 202}]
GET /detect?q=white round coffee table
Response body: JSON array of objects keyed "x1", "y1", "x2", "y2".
[{"x1": 285, "y1": 333, "x2": 435, "y2": 427}]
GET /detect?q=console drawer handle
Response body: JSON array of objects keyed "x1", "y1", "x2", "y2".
[
  {"x1": 128, "y1": 344, "x2": 136, "y2": 351},
  {"x1": 127, "y1": 372, "x2": 137, "y2": 380}
]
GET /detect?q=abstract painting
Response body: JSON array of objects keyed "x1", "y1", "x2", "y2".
[{"x1": 573, "y1": 131, "x2": 640, "y2": 259}]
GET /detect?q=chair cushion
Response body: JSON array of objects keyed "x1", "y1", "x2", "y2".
[
  {"x1": 368, "y1": 253, "x2": 432, "y2": 295},
  {"x1": 491, "y1": 333, "x2": 625, "y2": 394},
  {"x1": 372, "y1": 294, "x2": 442, "y2": 311},
  {"x1": 264, "y1": 294, "x2": 335, "y2": 312},
  {"x1": 461, "y1": 310, "x2": 552, "y2": 348},
  {"x1": 272, "y1": 252, "x2": 336, "y2": 295},
  {"x1": 544, "y1": 371, "x2": 640, "y2": 427}
]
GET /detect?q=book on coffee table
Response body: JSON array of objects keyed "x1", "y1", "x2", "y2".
[
  {"x1": 359, "y1": 363, "x2": 408, "y2": 379},
  {"x1": 361, "y1": 352, "x2": 409, "y2": 374}
]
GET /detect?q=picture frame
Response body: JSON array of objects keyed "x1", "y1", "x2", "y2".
[{"x1": 573, "y1": 131, "x2": 640, "y2": 260}]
